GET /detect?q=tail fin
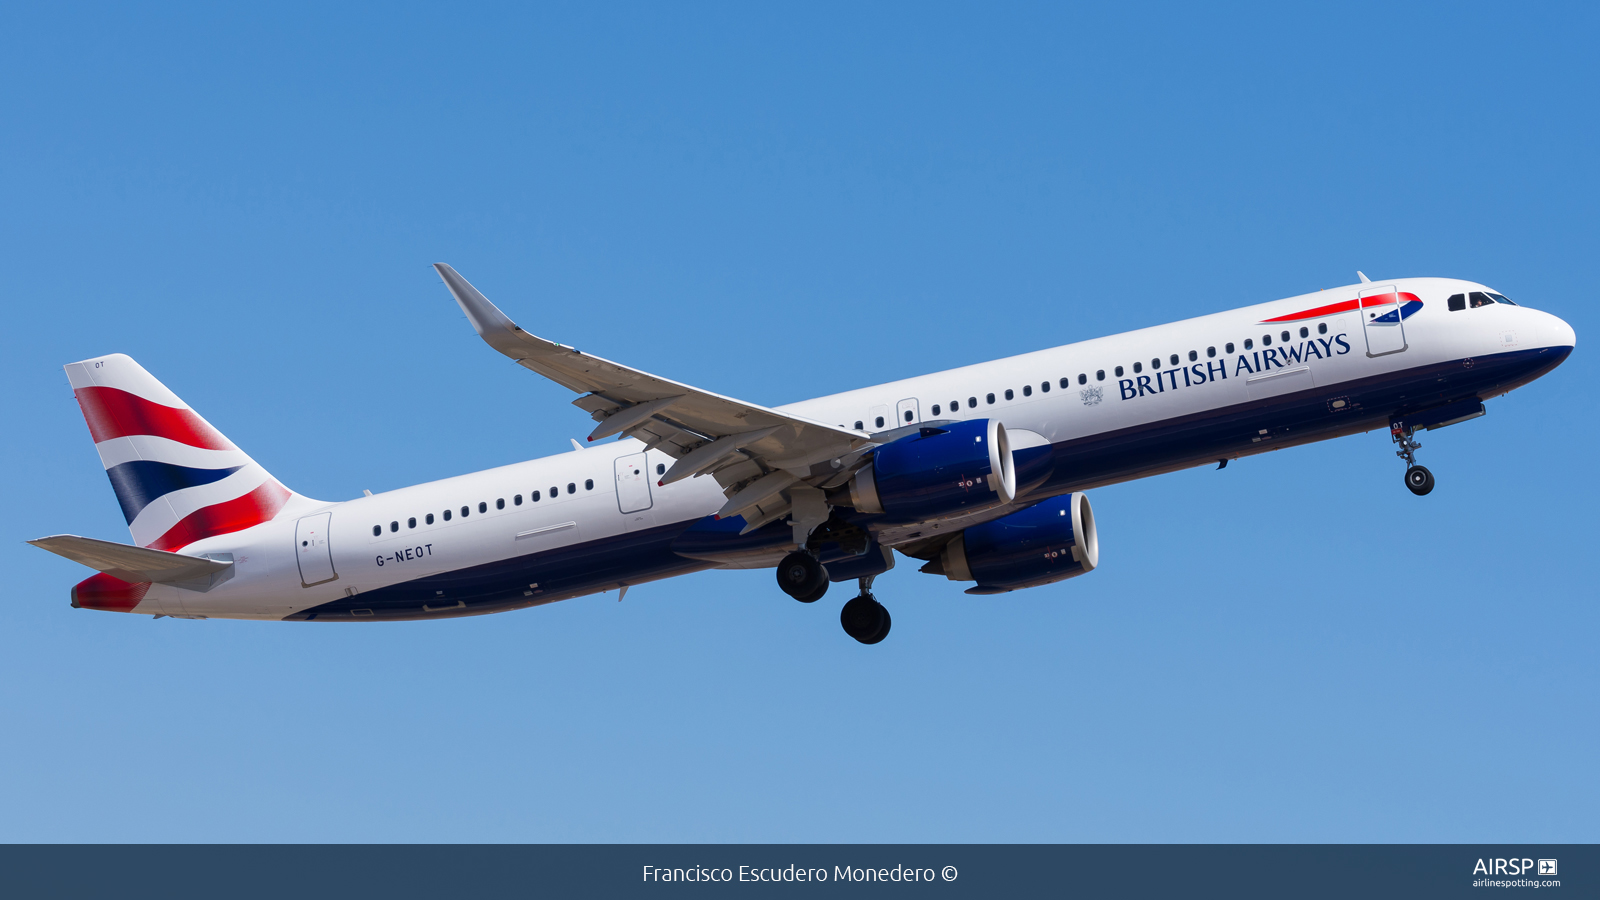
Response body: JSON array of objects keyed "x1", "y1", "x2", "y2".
[{"x1": 64, "y1": 353, "x2": 299, "y2": 551}]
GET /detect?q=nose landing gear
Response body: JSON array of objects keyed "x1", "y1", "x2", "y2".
[
  {"x1": 1390, "y1": 419, "x2": 1435, "y2": 496},
  {"x1": 839, "y1": 574, "x2": 891, "y2": 645}
]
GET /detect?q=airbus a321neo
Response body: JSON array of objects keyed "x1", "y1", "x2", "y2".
[{"x1": 31, "y1": 267, "x2": 1575, "y2": 643}]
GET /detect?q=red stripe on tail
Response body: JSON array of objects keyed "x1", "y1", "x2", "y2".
[
  {"x1": 146, "y1": 480, "x2": 291, "y2": 551},
  {"x1": 75, "y1": 386, "x2": 234, "y2": 450}
]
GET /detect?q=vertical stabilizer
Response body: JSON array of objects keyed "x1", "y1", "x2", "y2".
[{"x1": 64, "y1": 353, "x2": 304, "y2": 550}]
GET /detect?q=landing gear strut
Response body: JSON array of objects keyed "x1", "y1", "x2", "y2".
[
  {"x1": 1390, "y1": 419, "x2": 1435, "y2": 496},
  {"x1": 840, "y1": 574, "x2": 891, "y2": 645},
  {"x1": 776, "y1": 550, "x2": 829, "y2": 603}
]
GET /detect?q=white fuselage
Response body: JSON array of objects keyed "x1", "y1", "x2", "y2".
[{"x1": 132, "y1": 277, "x2": 1574, "y2": 620}]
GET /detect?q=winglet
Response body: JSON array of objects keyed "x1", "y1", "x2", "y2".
[
  {"x1": 434, "y1": 263, "x2": 566, "y2": 361},
  {"x1": 1357, "y1": 270, "x2": 1371, "y2": 284}
]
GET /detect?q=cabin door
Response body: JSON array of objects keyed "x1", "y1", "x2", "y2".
[
  {"x1": 1359, "y1": 285, "x2": 1408, "y2": 357},
  {"x1": 295, "y1": 512, "x2": 337, "y2": 586}
]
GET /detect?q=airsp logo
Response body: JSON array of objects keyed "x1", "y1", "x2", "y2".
[{"x1": 1473, "y1": 858, "x2": 1549, "y2": 876}]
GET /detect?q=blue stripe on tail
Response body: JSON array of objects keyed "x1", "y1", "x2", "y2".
[{"x1": 105, "y1": 461, "x2": 244, "y2": 523}]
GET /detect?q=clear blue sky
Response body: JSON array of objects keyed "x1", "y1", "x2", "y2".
[{"x1": 2, "y1": 3, "x2": 1594, "y2": 842}]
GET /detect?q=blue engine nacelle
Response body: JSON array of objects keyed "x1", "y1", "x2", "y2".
[
  {"x1": 920, "y1": 492, "x2": 1099, "y2": 594},
  {"x1": 846, "y1": 419, "x2": 1018, "y2": 523}
]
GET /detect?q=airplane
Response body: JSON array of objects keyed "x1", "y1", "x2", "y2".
[{"x1": 30, "y1": 266, "x2": 1575, "y2": 643}]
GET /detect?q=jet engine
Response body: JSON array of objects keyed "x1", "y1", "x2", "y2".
[
  {"x1": 919, "y1": 492, "x2": 1098, "y2": 594},
  {"x1": 843, "y1": 418, "x2": 1019, "y2": 523}
]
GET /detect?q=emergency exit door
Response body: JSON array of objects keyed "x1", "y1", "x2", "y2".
[{"x1": 615, "y1": 452, "x2": 653, "y2": 514}]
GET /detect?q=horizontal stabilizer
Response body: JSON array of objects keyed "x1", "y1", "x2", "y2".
[{"x1": 28, "y1": 534, "x2": 232, "y2": 585}]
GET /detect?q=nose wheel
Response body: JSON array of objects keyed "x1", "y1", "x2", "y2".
[
  {"x1": 1390, "y1": 419, "x2": 1436, "y2": 496},
  {"x1": 1404, "y1": 465, "x2": 1435, "y2": 496}
]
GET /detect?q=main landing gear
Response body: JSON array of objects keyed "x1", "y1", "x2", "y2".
[
  {"x1": 1390, "y1": 419, "x2": 1435, "y2": 496},
  {"x1": 774, "y1": 553, "x2": 892, "y2": 644},
  {"x1": 840, "y1": 575, "x2": 891, "y2": 645},
  {"x1": 776, "y1": 550, "x2": 829, "y2": 603}
]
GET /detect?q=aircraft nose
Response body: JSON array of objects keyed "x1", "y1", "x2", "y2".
[{"x1": 1547, "y1": 313, "x2": 1576, "y2": 349}]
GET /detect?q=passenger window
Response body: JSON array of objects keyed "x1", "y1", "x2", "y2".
[
  {"x1": 1489, "y1": 293, "x2": 1516, "y2": 305},
  {"x1": 1040, "y1": 381, "x2": 1049, "y2": 393},
  {"x1": 1114, "y1": 366, "x2": 1123, "y2": 377},
  {"x1": 426, "y1": 513, "x2": 435, "y2": 524},
  {"x1": 1095, "y1": 370, "x2": 1104, "y2": 382},
  {"x1": 968, "y1": 396, "x2": 977, "y2": 407},
  {"x1": 1447, "y1": 293, "x2": 1466, "y2": 311},
  {"x1": 1061, "y1": 377, "x2": 1072, "y2": 389},
  {"x1": 550, "y1": 486, "x2": 558, "y2": 497},
  {"x1": 1470, "y1": 291, "x2": 1494, "y2": 308},
  {"x1": 1298, "y1": 327, "x2": 1308, "y2": 339},
  {"x1": 1151, "y1": 358, "x2": 1160, "y2": 369},
  {"x1": 567, "y1": 482, "x2": 576, "y2": 494},
  {"x1": 514, "y1": 494, "x2": 522, "y2": 506},
  {"x1": 1318, "y1": 323, "x2": 1327, "y2": 334},
  {"x1": 1207, "y1": 346, "x2": 1216, "y2": 357},
  {"x1": 1079, "y1": 374, "x2": 1088, "y2": 385},
  {"x1": 1170, "y1": 354, "x2": 1179, "y2": 366},
  {"x1": 874, "y1": 416, "x2": 884, "y2": 428},
  {"x1": 1243, "y1": 339, "x2": 1252, "y2": 350},
  {"x1": 1019, "y1": 386, "x2": 1030, "y2": 398},
  {"x1": 656, "y1": 464, "x2": 665, "y2": 475},
  {"x1": 931, "y1": 404, "x2": 941, "y2": 415},
  {"x1": 531, "y1": 491, "x2": 540, "y2": 502},
  {"x1": 1262, "y1": 334, "x2": 1272, "y2": 346},
  {"x1": 479, "y1": 502, "x2": 488, "y2": 513},
  {"x1": 461, "y1": 506, "x2": 470, "y2": 517},
  {"x1": 904, "y1": 410, "x2": 913, "y2": 422},
  {"x1": 496, "y1": 498, "x2": 505, "y2": 510},
  {"x1": 1280, "y1": 331, "x2": 1290, "y2": 342},
  {"x1": 854, "y1": 420, "x2": 863, "y2": 430},
  {"x1": 408, "y1": 517, "x2": 416, "y2": 529},
  {"x1": 986, "y1": 393, "x2": 995, "y2": 404},
  {"x1": 1226, "y1": 342, "x2": 1235, "y2": 353},
  {"x1": 372, "y1": 525, "x2": 381, "y2": 537},
  {"x1": 1188, "y1": 351, "x2": 1197, "y2": 362},
  {"x1": 1005, "y1": 389, "x2": 1014, "y2": 400},
  {"x1": 1133, "y1": 362, "x2": 1142, "y2": 373},
  {"x1": 390, "y1": 521, "x2": 399, "y2": 533},
  {"x1": 443, "y1": 509, "x2": 452, "y2": 521},
  {"x1": 585, "y1": 479, "x2": 594, "y2": 490}
]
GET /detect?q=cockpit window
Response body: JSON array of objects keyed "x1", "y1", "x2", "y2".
[
  {"x1": 1447, "y1": 293, "x2": 1465, "y2": 311},
  {"x1": 1469, "y1": 291, "x2": 1496, "y2": 308},
  {"x1": 1488, "y1": 292, "x2": 1517, "y2": 306}
]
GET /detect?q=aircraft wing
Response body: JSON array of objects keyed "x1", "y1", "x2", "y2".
[
  {"x1": 29, "y1": 534, "x2": 232, "y2": 585},
  {"x1": 434, "y1": 264, "x2": 873, "y2": 533}
]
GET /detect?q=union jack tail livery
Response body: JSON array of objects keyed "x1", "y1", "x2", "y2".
[{"x1": 65, "y1": 354, "x2": 301, "y2": 552}]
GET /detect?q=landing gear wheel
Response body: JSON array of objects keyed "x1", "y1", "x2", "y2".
[
  {"x1": 777, "y1": 551, "x2": 828, "y2": 602},
  {"x1": 1404, "y1": 465, "x2": 1435, "y2": 496},
  {"x1": 840, "y1": 595, "x2": 891, "y2": 644},
  {"x1": 796, "y1": 580, "x2": 829, "y2": 604}
]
